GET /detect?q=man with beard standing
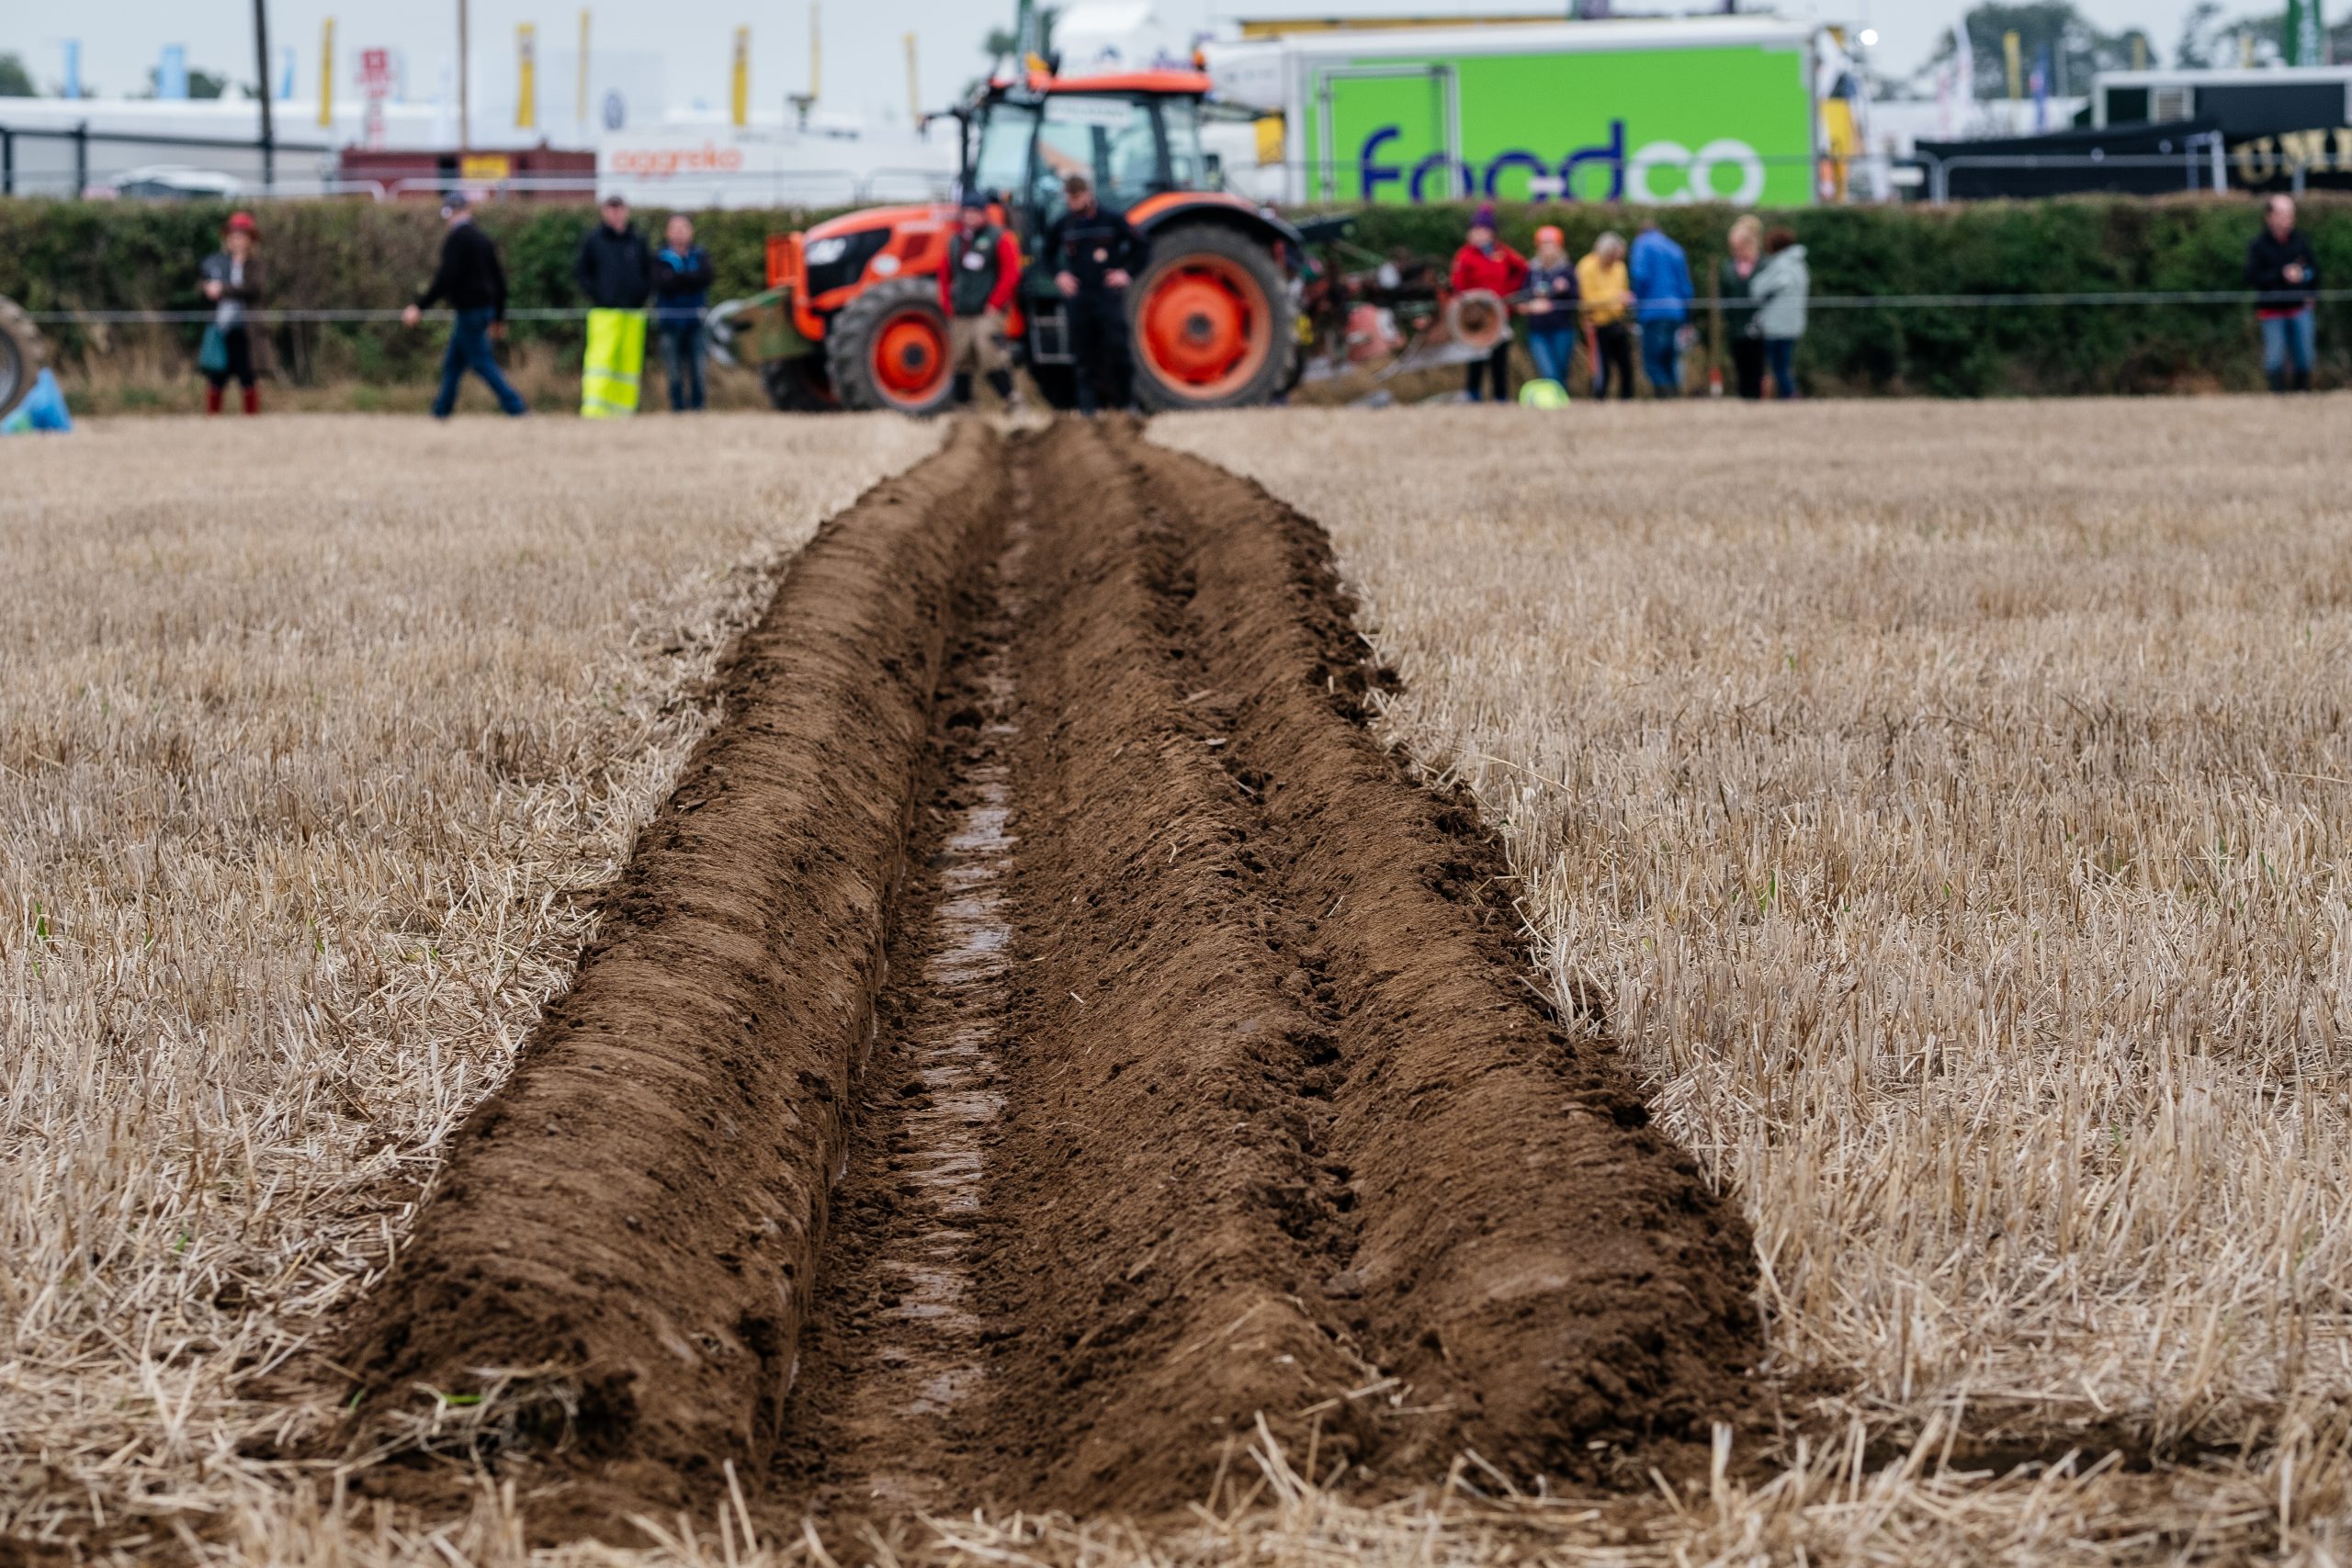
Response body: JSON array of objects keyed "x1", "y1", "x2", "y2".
[{"x1": 1046, "y1": 174, "x2": 1148, "y2": 414}]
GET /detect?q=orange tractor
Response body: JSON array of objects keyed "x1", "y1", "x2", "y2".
[{"x1": 730, "y1": 68, "x2": 1302, "y2": 415}]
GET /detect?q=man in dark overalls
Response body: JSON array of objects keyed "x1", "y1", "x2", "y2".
[{"x1": 1045, "y1": 173, "x2": 1148, "y2": 414}]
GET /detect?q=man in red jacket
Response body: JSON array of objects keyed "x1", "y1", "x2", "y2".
[
  {"x1": 1449, "y1": 202, "x2": 1528, "y2": 404},
  {"x1": 941, "y1": 189, "x2": 1024, "y2": 410}
]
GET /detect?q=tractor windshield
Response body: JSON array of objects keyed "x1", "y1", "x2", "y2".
[
  {"x1": 968, "y1": 91, "x2": 1210, "y2": 221},
  {"x1": 970, "y1": 102, "x2": 1039, "y2": 207}
]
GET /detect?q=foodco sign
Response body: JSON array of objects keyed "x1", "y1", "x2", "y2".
[{"x1": 1305, "y1": 42, "x2": 1816, "y2": 207}]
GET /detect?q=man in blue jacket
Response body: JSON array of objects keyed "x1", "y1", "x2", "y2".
[
  {"x1": 653, "y1": 213, "x2": 716, "y2": 412},
  {"x1": 1627, "y1": 221, "x2": 1693, "y2": 398}
]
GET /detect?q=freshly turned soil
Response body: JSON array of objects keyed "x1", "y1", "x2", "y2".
[{"x1": 337, "y1": 416, "x2": 1760, "y2": 1542}]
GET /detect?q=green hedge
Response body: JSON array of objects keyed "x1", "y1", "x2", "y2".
[
  {"x1": 1331, "y1": 196, "x2": 2349, "y2": 396},
  {"x1": 0, "y1": 199, "x2": 831, "y2": 385},
  {"x1": 0, "y1": 193, "x2": 2339, "y2": 395}
]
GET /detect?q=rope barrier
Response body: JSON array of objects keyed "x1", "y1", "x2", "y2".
[{"x1": 27, "y1": 288, "x2": 2352, "y2": 326}]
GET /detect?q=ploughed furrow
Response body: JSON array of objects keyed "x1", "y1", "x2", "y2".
[
  {"x1": 771, "y1": 481, "x2": 1031, "y2": 1517},
  {"x1": 342, "y1": 423, "x2": 1005, "y2": 1538},
  {"x1": 1123, "y1": 429, "x2": 1762, "y2": 1481},
  {"x1": 336, "y1": 415, "x2": 1759, "y2": 1542},
  {"x1": 966, "y1": 419, "x2": 1759, "y2": 1509}
]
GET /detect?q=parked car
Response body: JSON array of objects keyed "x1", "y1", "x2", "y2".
[{"x1": 103, "y1": 164, "x2": 243, "y2": 201}]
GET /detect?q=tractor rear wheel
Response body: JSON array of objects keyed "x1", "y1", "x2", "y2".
[
  {"x1": 762, "y1": 355, "x2": 835, "y2": 412},
  {"x1": 1129, "y1": 225, "x2": 1291, "y2": 412},
  {"x1": 0, "y1": 296, "x2": 48, "y2": 423},
  {"x1": 826, "y1": 277, "x2": 956, "y2": 416}
]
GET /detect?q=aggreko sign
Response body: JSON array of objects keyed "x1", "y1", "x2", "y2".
[{"x1": 1302, "y1": 40, "x2": 1816, "y2": 207}]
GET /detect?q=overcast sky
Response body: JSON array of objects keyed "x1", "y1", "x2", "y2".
[{"x1": 6, "y1": 3, "x2": 2210, "y2": 124}]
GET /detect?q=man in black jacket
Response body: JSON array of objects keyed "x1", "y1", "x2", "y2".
[
  {"x1": 401, "y1": 196, "x2": 527, "y2": 418},
  {"x1": 2247, "y1": 194, "x2": 2321, "y2": 393},
  {"x1": 1046, "y1": 174, "x2": 1149, "y2": 413},
  {"x1": 575, "y1": 196, "x2": 656, "y2": 416}
]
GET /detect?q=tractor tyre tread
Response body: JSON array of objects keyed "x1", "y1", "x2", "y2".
[
  {"x1": 1129, "y1": 223, "x2": 1293, "y2": 412},
  {"x1": 825, "y1": 276, "x2": 955, "y2": 416}
]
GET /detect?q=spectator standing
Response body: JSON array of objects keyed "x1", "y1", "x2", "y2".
[
  {"x1": 198, "y1": 211, "x2": 266, "y2": 416},
  {"x1": 1718, "y1": 214, "x2": 1766, "y2": 401},
  {"x1": 941, "y1": 189, "x2": 1023, "y2": 411},
  {"x1": 1520, "y1": 224, "x2": 1580, "y2": 392},
  {"x1": 574, "y1": 195, "x2": 655, "y2": 419},
  {"x1": 1629, "y1": 221, "x2": 1693, "y2": 397},
  {"x1": 1047, "y1": 174, "x2": 1148, "y2": 414},
  {"x1": 2247, "y1": 193, "x2": 2320, "y2": 393},
  {"x1": 1449, "y1": 203, "x2": 1528, "y2": 404},
  {"x1": 652, "y1": 213, "x2": 715, "y2": 413},
  {"x1": 1751, "y1": 227, "x2": 1810, "y2": 400},
  {"x1": 401, "y1": 196, "x2": 528, "y2": 419},
  {"x1": 1576, "y1": 231, "x2": 1635, "y2": 401}
]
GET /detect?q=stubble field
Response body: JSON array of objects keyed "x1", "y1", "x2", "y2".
[
  {"x1": 0, "y1": 415, "x2": 941, "y2": 1552},
  {"x1": 4, "y1": 398, "x2": 2348, "y2": 1566},
  {"x1": 1160, "y1": 399, "x2": 2352, "y2": 1560}
]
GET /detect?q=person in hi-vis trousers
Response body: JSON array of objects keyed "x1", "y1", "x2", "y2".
[{"x1": 573, "y1": 195, "x2": 654, "y2": 418}]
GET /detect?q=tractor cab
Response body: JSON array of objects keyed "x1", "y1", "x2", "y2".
[{"x1": 964, "y1": 73, "x2": 1218, "y2": 232}]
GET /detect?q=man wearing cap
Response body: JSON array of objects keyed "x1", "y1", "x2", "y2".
[
  {"x1": 198, "y1": 212, "x2": 266, "y2": 415},
  {"x1": 941, "y1": 190, "x2": 1024, "y2": 412},
  {"x1": 1045, "y1": 174, "x2": 1148, "y2": 414},
  {"x1": 573, "y1": 195, "x2": 656, "y2": 418},
  {"x1": 401, "y1": 196, "x2": 529, "y2": 418}
]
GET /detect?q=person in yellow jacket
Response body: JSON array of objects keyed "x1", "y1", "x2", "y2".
[
  {"x1": 573, "y1": 195, "x2": 654, "y2": 418},
  {"x1": 1575, "y1": 231, "x2": 1634, "y2": 401}
]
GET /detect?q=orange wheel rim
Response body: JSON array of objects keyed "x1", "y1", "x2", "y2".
[
  {"x1": 1139, "y1": 256, "x2": 1272, "y2": 400},
  {"x1": 873, "y1": 310, "x2": 949, "y2": 406}
]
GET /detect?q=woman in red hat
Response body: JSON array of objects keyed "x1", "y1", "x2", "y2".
[
  {"x1": 198, "y1": 211, "x2": 266, "y2": 414},
  {"x1": 1520, "y1": 223, "x2": 1580, "y2": 392}
]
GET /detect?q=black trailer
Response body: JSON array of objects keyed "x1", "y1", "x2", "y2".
[{"x1": 1917, "y1": 119, "x2": 2227, "y2": 201}]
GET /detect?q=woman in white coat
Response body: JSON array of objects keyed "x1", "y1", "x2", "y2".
[{"x1": 1750, "y1": 227, "x2": 1810, "y2": 400}]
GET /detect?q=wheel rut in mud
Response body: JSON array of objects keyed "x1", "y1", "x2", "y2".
[{"x1": 341, "y1": 417, "x2": 1760, "y2": 1540}]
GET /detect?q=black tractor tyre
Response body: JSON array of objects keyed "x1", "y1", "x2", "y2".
[
  {"x1": 1128, "y1": 224, "x2": 1294, "y2": 412},
  {"x1": 825, "y1": 276, "x2": 956, "y2": 416},
  {"x1": 761, "y1": 355, "x2": 835, "y2": 412},
  {"x1": 0, "y1": 296, "x2": 49, "y2": 423}
]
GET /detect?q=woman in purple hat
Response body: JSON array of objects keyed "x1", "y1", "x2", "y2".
[{"x1": 1448, "y1": 203, "x2": 1528, "y2": 404}]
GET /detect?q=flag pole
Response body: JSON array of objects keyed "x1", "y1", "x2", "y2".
[{"x1": 253, "y1": 0, "x2": 276, "y2": 188}]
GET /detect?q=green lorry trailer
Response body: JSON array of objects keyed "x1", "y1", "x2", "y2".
[{"x1": 1202, "y1": 16, "x2": 1826, "y2": 209}]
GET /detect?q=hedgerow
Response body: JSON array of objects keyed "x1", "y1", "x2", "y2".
[{"x1": 0, "y1": 194, "x2": 2336, "y2": 394}]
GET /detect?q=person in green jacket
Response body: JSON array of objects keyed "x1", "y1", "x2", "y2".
[
  {"x1": 1717, "y1": 214, "x2": 1765, "y2": 400},
  {"x1": 1751, "y1": 227, "x2": 1810, "y2": 400}
]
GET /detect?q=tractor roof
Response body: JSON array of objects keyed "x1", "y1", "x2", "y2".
[{"x1": 987, "y1": 68, "x2": 1216, "y2": 97}]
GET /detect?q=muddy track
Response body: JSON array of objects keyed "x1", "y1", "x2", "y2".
[{"x1": 342, "y1": 418, "x2": 1759, "y2": 1539}]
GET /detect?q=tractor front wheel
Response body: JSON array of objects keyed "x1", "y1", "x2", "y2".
[
  {"x1": 0, "y1": 296, "x2": 48, "y2": 423},
  {"x1": 1129, "y1": 225, "x2": 1291, "y2": 412},
  {"x1": 825, "y1": 278, "x2": 956, "y2": 416}
]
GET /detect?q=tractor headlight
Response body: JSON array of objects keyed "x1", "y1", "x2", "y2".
[{"x1": 804, "y1": 236, "x2": 852, "y2": 267}]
